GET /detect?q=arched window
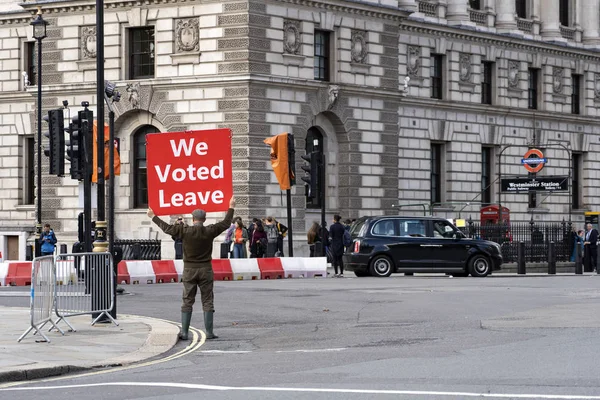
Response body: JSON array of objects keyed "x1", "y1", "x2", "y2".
[
  {"x1": 133, "y1": 125, "x2": 160, "y2": 208},
  {"x1": 305, "y1": 127, "x2": 324, "y2": 209}
]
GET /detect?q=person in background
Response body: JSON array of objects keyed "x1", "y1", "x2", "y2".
[
  {"x1": 275, "y1": 219, "x2": 288, "y2": 257},
  {"x1": 172, "y1": 217, "x2": 185, "y2": 260},
  {"x1": 147, "y1": 196, "x2": 235, "y2": 341},
  {"x1": 307, "y1": 222, "x2": 321, "y2": 257},
  {"x1": 264, "y1": 217, "x2": 279, "y2": 257},
  {"x1": 584, "y1": 223, "x2": 599, "y2": 272},
  {"x1": 571, "y1": 229, "x2": 584, "y2": 262},
  {"x1": 329, "y1": 215, "x2": 346, "y2": 277},
  {"x1": 40, "y1": 223, "x2": 57, "y2": 256},
  {"x1": 232, "y1": 219, "x2": 248, "y2": 258},
  {"x1": 250, "y1": 220, "x2": 267, "y2": 258},
  {"x1": 223, "y1": 216, "x2": 241, "y2": 258}
]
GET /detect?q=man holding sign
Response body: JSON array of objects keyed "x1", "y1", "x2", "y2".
[
  {"x1": 145, "y1": 128, "x2": 235, "y2": 340},
  {"x1": 147, "y1": 196, "x2": 235, "y2": 340}
]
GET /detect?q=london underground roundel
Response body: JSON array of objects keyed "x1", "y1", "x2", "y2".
[{"x1": 521, "y1": 148, "x2": 547, "y2": 173}]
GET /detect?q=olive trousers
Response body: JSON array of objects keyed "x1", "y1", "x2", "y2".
[{"x1": 181, "y1": 264, "x2": 214, "y2": 313}]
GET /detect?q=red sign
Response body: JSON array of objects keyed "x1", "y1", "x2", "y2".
[
  {"x1": 522, "y1": 148, "x2": 546, "y2": 173},
  {"x1": 146, "y1": 129, "x2": 233, "y2": 216}
]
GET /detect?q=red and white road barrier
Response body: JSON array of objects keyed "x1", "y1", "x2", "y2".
[{"x1": 115, "y1": 257, "x2": 328, "y2": 284}]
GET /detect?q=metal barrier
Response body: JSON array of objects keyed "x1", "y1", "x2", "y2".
[
  {"x1": 115, "y1": 239, "x2": 161, "y2": 260},
  {"x1": 18, "y1": 256, "x2": 64, "y2": 343},
  {"x1": 53, "y1": 252, "x2": 118, "y2": 331}
]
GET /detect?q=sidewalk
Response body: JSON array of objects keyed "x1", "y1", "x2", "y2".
[{"x1": 0, "y1": 307, "x2": 179, "y2": 383}]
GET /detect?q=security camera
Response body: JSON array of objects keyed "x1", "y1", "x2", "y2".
[
  {"x1": 22, "y1": 71, "x2": 29, "y2": 89},
  {"x1": 403, "y1": 76, "x2": 411, "y2": 94},
  {"x1": 81, "y1": 101, "x2": 89, "y2": 108},
  {"x1": 404, "y1": 76, "x2": 411, "y2": 83},
  {"x1": 62, "y1": 100, "x2": 69, "y2": 108}
]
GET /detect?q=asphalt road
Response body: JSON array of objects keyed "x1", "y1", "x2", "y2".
[{"x1": 1, "y1": 274, "x2": 600, "y2": 399}]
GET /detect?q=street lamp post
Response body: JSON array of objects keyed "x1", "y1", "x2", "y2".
[{"x1": 31, "y1": 7, "x2": 47, "y2": 258}]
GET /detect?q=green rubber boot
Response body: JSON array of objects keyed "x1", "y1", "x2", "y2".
[
  {"x1": 179, "y1": 311, "x2": 192, "y2": 341},
  {"x1": 204, "y1": 311, "x2": 219, "y2": 340}
]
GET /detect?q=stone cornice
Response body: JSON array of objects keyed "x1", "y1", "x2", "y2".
[
  {"x1": 401, "y1": 22, "x2": 600, "y2": 61},
  {"x1": 0, "y1": 0, "x2": 412, "y2": 23}
]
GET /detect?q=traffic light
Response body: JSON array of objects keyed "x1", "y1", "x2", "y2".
[
  {"x1": 65, "y1": 113, "x2": 83, "y2": 180},
  {"x1": 287, "y1": 134, "x2": 296, "y2": 186},
  {"x1": 43, "y1": 109, "x2": 65, "y2": 176},
  {"x1": 301, "y1": 152, "x2": 319, "y2": 199}
]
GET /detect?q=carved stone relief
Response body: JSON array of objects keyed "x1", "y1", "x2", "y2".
[
  {"x1": 327, "y1": 85, "x2": 339, "y2": 110},
  {"x1": 126, "y1": 82, "x2": 141, "y2": 109},
  {"x1": 552, "y1": 67, "x2": 564, "y2": 94},
  {"x1": 283, "y1": 19, "x2": 301, "y2": 55},
  {"x1": 459, "y1": 53, "x2": 471, "y2": 82},
  {"x1": 80, "y1": 26, "x2": 97, "y2": 59},
  {"x1": 407, "y1": 46, "x2": 420, "y2": 78},
  {"x1": 508, "y1": 60, "x2": 520, "y2": 88},
  {"x1": 351, "y1": 30, "x2": 368, "y2": 64},
  {"x1": 175, "y1": 18, "x2": 199, "y2": 53}
]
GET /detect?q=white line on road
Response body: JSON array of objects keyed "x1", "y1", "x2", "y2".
[
  {"x1": 199, "y1": 350, "x2": 253, "y2": 354},
  {"x1": 3, "y1": 382, "x2": 600, "y2": 399},
  {"x1": 275, "y1": 348, "x2": 348, "y2": 353}
]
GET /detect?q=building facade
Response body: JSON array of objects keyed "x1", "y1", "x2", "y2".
[{"x1": 0, "y1": 0, "x2": 599, "y2": 259}]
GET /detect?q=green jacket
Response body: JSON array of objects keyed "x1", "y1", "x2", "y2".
[{"x1": 153, "y1": 208, "x2": 234, "y2": 265}]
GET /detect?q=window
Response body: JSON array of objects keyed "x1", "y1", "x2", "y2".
[
  {"x1": 469, "y1": 0, "x2": 481, "y2": 10},
  {"x1": 432, "y1": 220, "x2": 458, "y2": 238},
  {"x1": 482, "y1": 62, "x2": 493, "y2": 105},
  {"x1": 482, "y1": 147, "x2": 493, "y2": 205},
  {"x1": 431, "y1": 54, "x2": 443, "y2": 99},
  {"x1": 23, "y1": 137, "x2": 35, "y2": 205},
  {"x1": 515, "y1": 0, "x2": 527, "y2": 18},
  {"x1": 528, "y1": 68, "x2": 538, "y2": 110},
  {"x1": 314, "y1": 31, "x2": 330, "y2": 81},
  {"x1": 25, "y1": 42, "x2": 36, "y2": 86},
  {"x1": 431, "y1": 143, "x2": 443, "y2": 204},
  {"x1": 372, "y1": 220, "x2": 397, "y2": 237},
  {"x1": 133, "y1": 125, "x2": 160, "y2": 208},
  {"x1": 399, "y1": 220, "x2": 427, "y2": 237},
  {"x1": 305, "y1": 127, "x2": 324, "y2": 209},
  {"x1": 572, "y1": 74, "x2": 581, "y2": 115},
  {"x1": 129, "y1": 27, "x2": 155, "y2": 79},
  {"x1": 572, "y1": 153, "x2": 581, "y2": 209},
  {"x1": 559, "y1": 0, "x2": 569, "y2": 26}
]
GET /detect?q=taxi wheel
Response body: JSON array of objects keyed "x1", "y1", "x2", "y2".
[
  {"x1": 469, "y1": 255, "x2": 491, "y2": 277},
  {"x1": 369, "y1": 255, "x2": 393, "y2": 277}
]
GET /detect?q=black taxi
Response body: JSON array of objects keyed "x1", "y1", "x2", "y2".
[{"x1": 342, "y1": 216, "x2": 503, "y2": 277}]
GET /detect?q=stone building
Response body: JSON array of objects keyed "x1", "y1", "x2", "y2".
[{"x1": 0, "y1": 0, "x2": 599, "y2": 259}]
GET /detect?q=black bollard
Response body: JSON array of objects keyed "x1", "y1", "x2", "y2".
[
  {"x1": 575, "y1": 244, "x2": 583, "y2": 275},
  {"x1": 60, "y1": 243, "x2": 68, "y2": 254},
  {"x1": 548, "y1": 241, "x2": 556, "y2": 275},
  {"x1": 517, "y1": 241, "x2": 526, "y2": 275}
]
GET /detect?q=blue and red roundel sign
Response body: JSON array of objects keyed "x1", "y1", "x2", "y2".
[{"x1": 521, "y1": 148, "x2": 547, "y2": 173}]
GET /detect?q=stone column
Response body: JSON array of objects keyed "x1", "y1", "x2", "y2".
[
  {"x1": 446, "y1": 0, "x2": 470, "y2": 24},
  {"x1": 495, "y1": 0, "x2": 517, "y2": 31},
  {"x1": 398, "y1": 0, "x2": 417, "y2": 12},
  {"x1": 582, "y1": 0, "x2": 600, "y2": 44},
  {"x1": 540, "y1": 0, "x2": 562, "y2": 39}
]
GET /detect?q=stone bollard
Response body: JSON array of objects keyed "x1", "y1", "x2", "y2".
[
  {"x1": 575, "y1": 244, "x2": 583, "y2": 275},
  {"x1": 547, "y1": 241, "x2": 556, "y2": 275},
  {"x1": 517, "y1": 241, "x2": 526, "y2": 275}
]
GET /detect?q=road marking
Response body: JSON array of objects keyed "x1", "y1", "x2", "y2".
[
  {"x1": 199, "y1": 350, "x2": 253, "y2": 354},
  {"x1": 2, "y1": 381, "x2": 600, "y2": 399},
  {"x1": 0, "y1": 318, "x2": 206, "y2": 390},
  {"x1": 275, "y1": 348, "x2": 347, "y2": 353}
]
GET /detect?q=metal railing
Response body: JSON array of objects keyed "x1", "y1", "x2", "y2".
[
  {"x1": 115, "y1": 239, "x2": 161, "y2": 260},
  {"x1": 53, "y1": 252, "x2": 118, "y2": 331},
  {"x1": 18, "y1": 256, "x2": 64, "y2": 343},
  {"x1": 461, "y1": 221, "x2": 572, "y2": 263}
]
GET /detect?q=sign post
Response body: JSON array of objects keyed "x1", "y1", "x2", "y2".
[{"x1": 146, "y1": 129, "x2": 233, "y2": 216}]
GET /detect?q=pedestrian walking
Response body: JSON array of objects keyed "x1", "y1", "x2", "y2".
[
  {"x1": 275, "y1": 219, "x2": 288, "y2": 257},
  {"x1": 172, "y1": 217, "x2": 185, "y2": 260},
  {"x1": 40, "y1": 224, "x2": 57, "y2": 256},
  {"x1": 147, "y1": 196, "x2": 235, "y2": 341},
  {"x1": 584, "y1": 223, "x2": 598, "y2": 273},
  {"x1": 329, "y1": 215, "x2": 346, "y2": 277}
]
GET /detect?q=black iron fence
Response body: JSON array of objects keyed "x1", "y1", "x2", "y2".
[
  {"x1": 114, "y1": 240, "x2": 162, "y2": 260},
  {"x1": 459, "y1": 221, "x2": 573, "y2": 263}
]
